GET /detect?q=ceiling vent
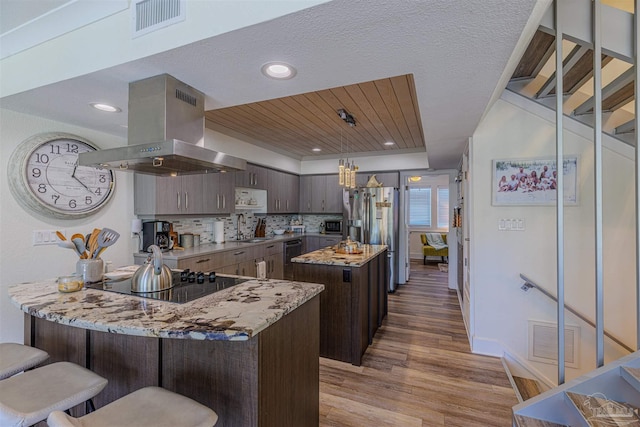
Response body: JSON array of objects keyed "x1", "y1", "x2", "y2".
[{"x1": 131, "y1": 0, "x2": 186, "y2": 38}]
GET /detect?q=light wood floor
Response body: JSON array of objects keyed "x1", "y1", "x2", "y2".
[{"x1": 319, "y1": 260, "x2": 518, "y2": 426}]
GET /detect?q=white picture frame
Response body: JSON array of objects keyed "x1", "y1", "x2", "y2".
[{"x1": 492, "y1": 156, "x2": 578, "y2": 206}]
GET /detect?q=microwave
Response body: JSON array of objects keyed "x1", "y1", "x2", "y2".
[{"x1": 324, "y1": 220, "x2": 342, "y2": 234}]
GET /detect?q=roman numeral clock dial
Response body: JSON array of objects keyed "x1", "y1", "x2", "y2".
[{"x1": 8, "y1": 132, "x2": 115, "y2": 219}]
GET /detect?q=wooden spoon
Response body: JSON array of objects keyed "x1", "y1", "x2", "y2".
[{"x1": 55, "y1": 231, "x2": 67, "y2": 241}]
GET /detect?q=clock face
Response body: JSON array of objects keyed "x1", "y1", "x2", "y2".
[{"x1": 8, "y1": 132, "x2": 115, "y2": 219}]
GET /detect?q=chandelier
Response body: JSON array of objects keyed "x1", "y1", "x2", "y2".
[{"x1": 337, "y1": 109, "x2": 358, "y2": 188}]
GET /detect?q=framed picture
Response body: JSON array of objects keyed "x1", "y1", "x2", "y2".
[{"x1": 492, "y1": 156, "x2": 578, "y2": 206}]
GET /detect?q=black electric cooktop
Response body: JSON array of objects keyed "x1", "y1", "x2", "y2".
[{"x1": 87, "y1": 270, "x2": 248, "y2": 304}]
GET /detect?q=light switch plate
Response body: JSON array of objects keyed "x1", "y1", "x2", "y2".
[{"x1": 33, "y1": 229, "x2": 65, "y2": 245}]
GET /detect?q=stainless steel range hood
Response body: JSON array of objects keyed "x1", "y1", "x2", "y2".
[{"x1": 79, "y1": 74, "x2": 246, "y2": 175}]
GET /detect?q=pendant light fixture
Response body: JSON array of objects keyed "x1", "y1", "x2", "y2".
[{"x1": 337, "y1": 109, "x2": 358, "y2": 188}]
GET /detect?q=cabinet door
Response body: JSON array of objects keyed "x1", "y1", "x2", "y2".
[
  {"x1": 305, "y1": 236, "x2": 320, "y2": 252},
  {"x1": 181, "y1": 174, "x2": 205, "y2": 214},
  {"x1": 203, "y1": 173, "x2": 234, "y2": 214},
  {"x1": 237, "y1": 259, "x2": 257, "y2": 277},
  {"x1": 299, "y1": 176, "x2": 313, "y2": 212},
  {"x1": 267, "y1": 169, "x2": 283, "y2": 213},
  {"x1": 310, "y1": 175, "x2": 327, "y2": 212},
  {"x1": 265, "y1": 252, "x2": 284, "y2": 279},
  {"x1": 324, "y1": 174, "x2": 342, "y2": 213},
  {"x1": 375, "y1": 172, "x2": 399, "y2": 188},
  {"x1": 134, "y1": 174, "x2": 158, "y2": 215},
  {"x1": 282, "y1": 173, "x2": 299, "y2": 213},
  {"x1": 157, "y1": 176, "x2": 183, "y2": 215}
]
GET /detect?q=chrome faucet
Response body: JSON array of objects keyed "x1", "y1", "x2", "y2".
[{"x1": 236, "y1": 213, "x2": 246, "y2": 240}]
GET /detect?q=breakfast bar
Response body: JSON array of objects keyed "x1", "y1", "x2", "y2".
[
  {"x1": 9, "y1": 274, "x2": 324, "y2": 427},
  {"x1": 292, "y1": 244, "x2": 388, "y2": 366}
]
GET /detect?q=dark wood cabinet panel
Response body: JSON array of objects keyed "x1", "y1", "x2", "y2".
[{"x1": 25, "y1": 294, "x2": 321, "y2": 427}]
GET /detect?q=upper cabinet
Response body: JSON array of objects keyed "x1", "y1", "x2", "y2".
[
  {"x1": 203, "y1": 172, "x2": 234, "y2": 214},
  {"x1": 236, "y1": 164, "x2": 267, "y2": 189},
  {"x1": 267, "y1": 169, "x2": 299, "y2": 214},
  {"x1": 299, "y1": 174, "x2": 342, "y2": 214},
  {"x1": 135, "y1": 173, "x2": 232, "y2": 216},
  {"x1": 135, "y1": 174, "x2": 206, "y2": 215}
]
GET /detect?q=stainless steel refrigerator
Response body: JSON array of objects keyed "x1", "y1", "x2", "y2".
[{"x1": 343, "y1": 187, "x2": 399, "y2": 292}]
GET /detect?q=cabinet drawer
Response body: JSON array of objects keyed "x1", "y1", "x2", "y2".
[
  {"x1": 262, "y1": 241, "x2": 283, "y2": 256},
  {"x1": 177, "y1": 254, "x2": 226, "y2": 272},
  {"x1": 220, "y1": 246, "x2": 257, "y2": 266}
]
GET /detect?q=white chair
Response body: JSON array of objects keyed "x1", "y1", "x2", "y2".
[
  {"x1": 0, "y1": 343, "x2": 49, "y2": 380},
  {"x1": 47, "y1": 386, "x2": 219, "y2": 427},
  {"x1": 0, "y1": 361, "x2": 107, "y2": 427}
]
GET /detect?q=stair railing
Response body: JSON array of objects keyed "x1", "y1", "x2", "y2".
[{"x1": 520, "y1": 273, "x2": 634, "y2": 354}]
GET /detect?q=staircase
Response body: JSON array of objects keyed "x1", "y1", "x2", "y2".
[
  {"x1": 512, "y1": 351, "x2": 640, "y2": 426},
  {"x1": 509, "y1": 1, "x2": 639, "y2": 425}
]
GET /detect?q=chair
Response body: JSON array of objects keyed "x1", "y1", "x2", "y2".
[
  {"x1": 421, "y1": 233, "x2": 448, "y2": 264},
  {"x1": 0, "y1": 361, "x2": 108, "y2": 427},
  {"x1": 0, "y1": 343, "x2": 49, "y2": 380},
  {"x1": 47, "y1": 386, "x2": 218, "y2": 427}
]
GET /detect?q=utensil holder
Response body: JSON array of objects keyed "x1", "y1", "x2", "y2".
[{"x1": 76, "y1": 259, "x2": 104, "y2": 284}]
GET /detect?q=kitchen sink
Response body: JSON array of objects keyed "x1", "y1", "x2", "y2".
[{"x1": 237, "y1": 238, "x2": 271, "y2": 243}]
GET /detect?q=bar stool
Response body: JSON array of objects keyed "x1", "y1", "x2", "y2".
[
  {"x1": 47, "y1": 386, "x2": 219, "y2": 427},
  {"x1": 0, "y1": 361, "x2": 108, "y2": 427},
  {"x1": 0, "y1": 343, "x2": 49, "y2": 380}
]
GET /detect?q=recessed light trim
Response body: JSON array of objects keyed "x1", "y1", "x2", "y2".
[
  {"x1": 384, "y1": 141, "x2": 395, "y2": 146},
  {"x1": 261, "y1": 62, "x2": 297, "y2": 80},
  {"x1": 90, "y1": 102, "x2": 121, "y2": 113},
  {"x1": 312, "y1": 148, "x2": 321, "y2": 152}
]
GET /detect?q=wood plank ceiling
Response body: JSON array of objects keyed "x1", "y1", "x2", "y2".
[{"x1": 204, "y1": 74, "x2": 425, "y2": 159}]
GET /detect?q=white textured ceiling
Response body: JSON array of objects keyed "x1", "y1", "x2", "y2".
[{"x1": 0, "y1": 0, "x2": 544, "y2": 169}]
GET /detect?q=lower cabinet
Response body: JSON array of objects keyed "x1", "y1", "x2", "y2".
[{"x1": 305, "y1": 235, "x2": 341, "y2": 252}]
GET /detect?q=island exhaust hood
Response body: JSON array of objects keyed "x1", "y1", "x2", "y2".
[{"x1": 79, "y1": 74, "x2": 246, "y2": 175}]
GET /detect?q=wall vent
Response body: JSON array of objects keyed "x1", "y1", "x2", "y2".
[
  {"x1": 175, "y1": 88, "x2": 197, "y2": 107},
  {"x1": 528, "y1": 320, "x2": 580, "y2": 368},
  {"x1": 131, "y1": 0, "x2": 186, "y2": 38}
]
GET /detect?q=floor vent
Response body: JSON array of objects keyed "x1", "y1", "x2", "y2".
[
  {"x1": 528, "y1": 320, "x2": 580, "y2": 368},
  {"x1": 132, "y1": 0, "x2": 185, "y2": 38}
]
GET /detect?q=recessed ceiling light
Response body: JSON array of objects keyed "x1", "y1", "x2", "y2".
[
  {"x1": 90, "y1": 102, "x2": 121, "y2": 113},
  {"x1": 312, "y1": 148, "x2": 321, "y2": 152},
  {"x1": 261, "y1": 62, "x2": 297, "y2": 79},
  {"x1": 384, "y1": 141, "x2": 395, "y2": 146}
]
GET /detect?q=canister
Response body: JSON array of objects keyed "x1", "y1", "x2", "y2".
[
  {"x1": 193, "y1": 234, "x2": 200, "y2": 246},
  {"x1": 180, "y1": 233, "x2": 194, "y2": 248}
]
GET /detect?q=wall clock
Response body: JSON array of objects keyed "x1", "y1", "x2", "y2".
[{"x1": 8, "y1": 132, "x2": 116, "y2": 219}]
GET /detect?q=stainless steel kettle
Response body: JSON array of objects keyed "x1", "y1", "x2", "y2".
[{"x1": 131, "y1": 245, "x2": 174, "y2": 293}]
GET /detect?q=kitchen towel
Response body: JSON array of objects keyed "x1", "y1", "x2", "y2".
[
  {"x1": 214, "y1": 221, "x2": 225, "y2": 243},
  {"x1": 256, "y1": 261, "x2": 266, "y2": 279}
]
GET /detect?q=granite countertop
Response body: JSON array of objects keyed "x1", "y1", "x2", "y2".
[
  {"x1": 8, "y1": 273, "x2": 324, "y2": 341},
  {"x1": 135, "y1": 234, "x2": 308, "y2": 260},
  {"x1": 291, "y1": 244, "x2": 387, "y2": 267}
]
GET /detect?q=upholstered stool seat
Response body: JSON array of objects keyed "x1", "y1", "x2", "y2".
[
  {"x1": 0, "y1": 343, "x2": 49, "y2": 380},
  {"x1": 47, "y1": 386, "x2": 218, "y2": 427},
  {"x1": 0, "y1": 361, "x2": 107, "y2": 427}
]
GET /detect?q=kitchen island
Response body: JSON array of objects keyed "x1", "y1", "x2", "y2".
[
  {"x1": 9, "y1": 274, "x2": 323, "y2": 427},
  {"x1": 292, "y1": 244, "x2": 388, "y2": 366}
]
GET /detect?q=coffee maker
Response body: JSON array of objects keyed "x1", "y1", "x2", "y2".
[{"x1": 142, "y1": 221, "x2": 171, "y2": 252}]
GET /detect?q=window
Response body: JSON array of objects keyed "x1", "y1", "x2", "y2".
[
  {"x1": 437, "y1": 186, "x2": 449, "y2": 229},
  {"x1": 408, "y1": 187, "x2": 431, "y2": 227},
  {"x1": 408, "y1": 184, "x2": 449, "y2": 230}
]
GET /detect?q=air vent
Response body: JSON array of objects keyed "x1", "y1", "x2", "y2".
[
  {"x1": 131, "y1": 0, "x2": 186, "y2": 38},
  {"x1": 528, "y1": 320, "x2": 580, "y2": 368},
  {"x1": 175, "y1": 88, "x2": 197, "y2": 107}
]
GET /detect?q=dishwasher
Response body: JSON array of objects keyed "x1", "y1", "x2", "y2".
[{"x1": 283, "y1": 238, "x2": 303, "y2": 280}]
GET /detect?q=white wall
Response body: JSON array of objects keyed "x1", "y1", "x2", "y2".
[
  {"x1": 469, "y1": 95, "x2": 636, "y2": 383},
  {"x1": 0, "y1": 109, "x2": 136, "y2": 343}
]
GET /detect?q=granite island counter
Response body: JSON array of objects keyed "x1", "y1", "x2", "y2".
[
  {"x1": 292, "y1": 244, "x2": 388, "y2": 366},
  {"x1": 9, "y1": 274, "x2": 324, "y2": 426}
]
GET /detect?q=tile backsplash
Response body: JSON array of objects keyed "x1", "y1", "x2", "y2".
[{"x1": 153, "y1": 213, "x2": 343, "y2": 244}]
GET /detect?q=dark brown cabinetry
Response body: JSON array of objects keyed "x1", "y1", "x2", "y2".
[
  {"x1": 292, "y1": 248, "x2": 388, "y2": 366},
  {"x1": 135, "y1": 174, "x2": 206, "y2": 215},
  {"x1": 236, "y1": 164, "x2": 268, "y2": 189},
  {"x1": 299, "y1": 174, "x2": 342, "y2": 213},
  {"x1": 267, "y1": 169, "x2": 299, "y2": 214},
  {"x1": 25, "y1": 294, "x2": 320, "y2": 427}
]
